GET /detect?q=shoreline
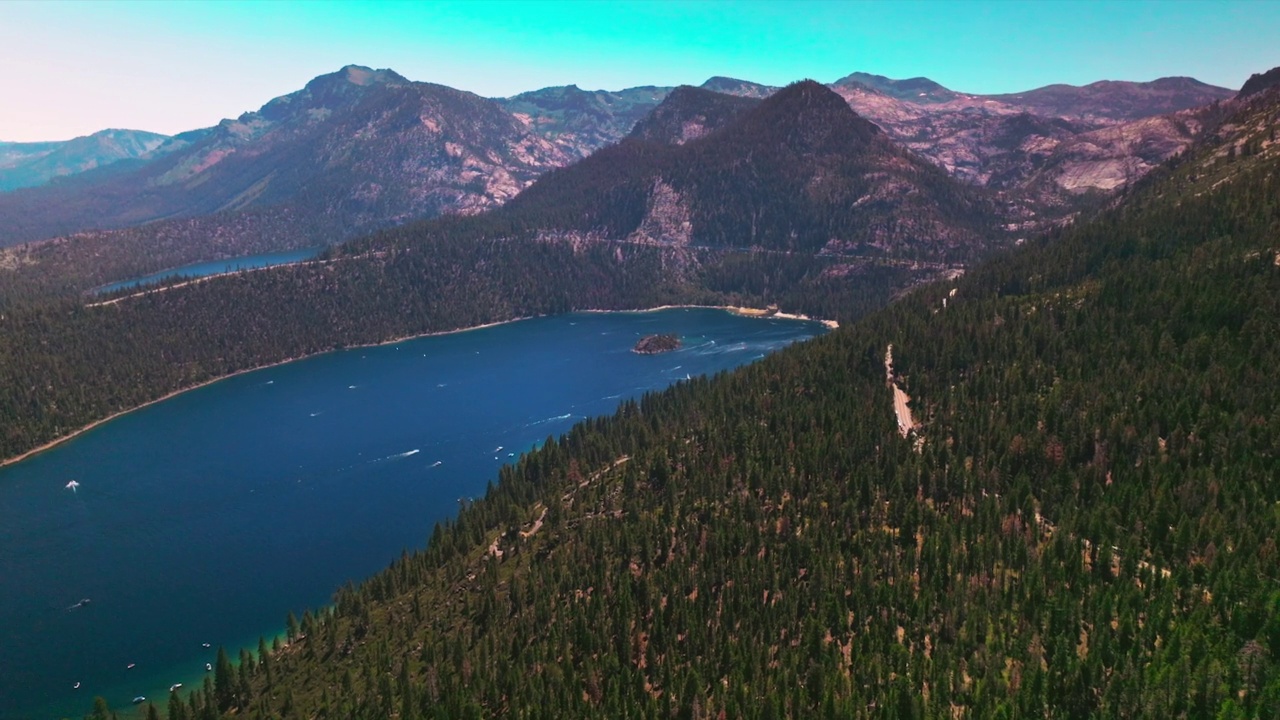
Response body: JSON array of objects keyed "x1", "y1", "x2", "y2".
[
  {"x1": 0, "y1": 305, "x2": 835, "y2": 470},
  {"x1": 584, "y1": 303, "x2": 840, "y2": 330}
]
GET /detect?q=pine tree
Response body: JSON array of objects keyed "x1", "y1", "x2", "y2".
[{"x1": 214, "y1": 645, "x2": 235, "y2": 711}]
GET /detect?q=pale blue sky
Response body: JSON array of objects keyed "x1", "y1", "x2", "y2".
[{"x1": 1, "y1": 0, "x2": 1276, "y2": 142}]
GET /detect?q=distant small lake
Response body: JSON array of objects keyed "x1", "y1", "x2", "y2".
[
  {"x1": 0, "y1": 308, "x2": 825, "y2": 718},
  {"x1": 94, "y1": 247, "x2": 323, "y2": 294}
]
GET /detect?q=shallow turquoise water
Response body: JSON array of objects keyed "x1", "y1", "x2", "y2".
[
  {"x1": 0, "y1": 309, "x2": 824, "y2": 718},
  {"x1": 94, "y1": 248, "x2": 322, "y2": 295}
]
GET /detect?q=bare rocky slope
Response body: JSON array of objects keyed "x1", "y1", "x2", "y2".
[{"x1": 824, "y1": 75, "x2": 1234, "y2": 227}]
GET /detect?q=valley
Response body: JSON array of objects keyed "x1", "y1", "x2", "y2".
[{"x1": 1, "y1": 10, "x2": 1278, "y2": 717}]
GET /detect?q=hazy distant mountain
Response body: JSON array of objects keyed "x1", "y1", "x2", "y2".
[
  {"x1": 0, "y1": 141, "x2": 62, "y2": 173},
  {"x1": 0, "y1": 65, "x2": 570, "y2": 248},
  {"x1": 497, "y1": 84, "x2": 671, "y2": 159},
  {"x1": 987, "y1": 76, "x2": 1234, "y2": 122},
  {"x1": 0, "y1": 129, "x2": 171, "y2": 191},
  {"x1": 497, "y1": 79, "x2": 779, "y2": 159},
  {"x1": 698, "y1": 76, "x2": 778, "y2": 99},
  {"x1": 835, "y1": 72, "x2": 961, "y2": 103}
]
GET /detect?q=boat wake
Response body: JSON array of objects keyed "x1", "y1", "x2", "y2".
[
  {"x1": 525, "y1": 412, "x2": 574, "y2": 427},
  {"x1": 368, "y1": 449, "x2": 421, "y2": 464}
]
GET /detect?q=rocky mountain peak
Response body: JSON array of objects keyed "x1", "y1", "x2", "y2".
[
  {"x1": 1238, "y1": 66, "x2": 1280, "y2": 98},
  {"x1": 239, "y1": 65, "x2": 410, "y2": 127},
  {"x1": 321, "y1": 65, "x2": 408, "y2": 88},
  {"x1": 739, "y1": 80, "x2": 880, "y2": 151},
  {"x1": 296, "y1": 65, "x2": 407, "y2": 104},
  {"x1": 342, "y1": 64, "x2": 407, "y2": 86}
]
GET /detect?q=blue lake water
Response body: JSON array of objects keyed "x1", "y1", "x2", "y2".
[
  {"x1": 94, "y1": 248, "x2": 323, "y2": 295},
  {"x1": 0, "y1": 308, "x2": 824, "y2": 718}
]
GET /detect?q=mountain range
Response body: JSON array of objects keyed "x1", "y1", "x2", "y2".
[{"x1": 0, "y1": 65, "x2": 1237, "y2": 295}]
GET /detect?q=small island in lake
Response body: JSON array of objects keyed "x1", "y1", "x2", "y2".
[{"x1": 633, "y1": 334, "x2": 682, "y2": 354}]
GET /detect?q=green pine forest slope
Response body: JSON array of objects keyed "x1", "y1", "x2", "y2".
[{"x1": 140, "y1": 89, "x2": 1280, "y2": 719}]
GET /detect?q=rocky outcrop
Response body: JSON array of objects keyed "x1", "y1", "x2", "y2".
[
  {"x1": 1238, "y1": 66, "x2": 1280, "y2": 98},
  {"x1": 628, "y1": 180, "x2": 693, "y2": 246}
]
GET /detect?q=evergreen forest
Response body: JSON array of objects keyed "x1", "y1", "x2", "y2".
[{"x1": 84, "y1": 89, "x2": 1280, "y2": 718}]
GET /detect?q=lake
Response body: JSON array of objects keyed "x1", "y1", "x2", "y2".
[
  {"x1": 94, "y1": 248, "x2": 323, "y2": 295},
  {"x1": 0, "y1": 308, "x2": 825, "y2": 718}
]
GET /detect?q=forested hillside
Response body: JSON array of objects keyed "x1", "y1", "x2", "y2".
[{"x1": 128, "y1": 85, "x2": 1280, "y2": 719}]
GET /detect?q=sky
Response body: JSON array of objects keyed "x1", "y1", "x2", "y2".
[{"x1": 1, "y1": 0, "x2": 1277, "y2": 142}]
